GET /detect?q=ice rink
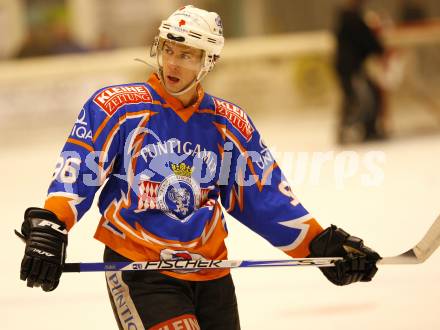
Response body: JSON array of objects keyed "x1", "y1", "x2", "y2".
[{"x1": 2, "y1": 108, "x2": 440, "y2": 330}]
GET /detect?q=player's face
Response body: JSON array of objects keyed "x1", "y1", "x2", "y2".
[{"x1": 160, "y1": 41, "x2": 204, "y2": 93}]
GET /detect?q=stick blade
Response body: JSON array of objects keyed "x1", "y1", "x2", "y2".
[
  {"x1": 380, "y1": 249, "x2": 420, "y2": 264},
  {"x1": 380, "y1": 215, "x2": 440, "y2": 265},
  {"x1": 413, "y1": 214, "x2": 440, "y2": 263}
]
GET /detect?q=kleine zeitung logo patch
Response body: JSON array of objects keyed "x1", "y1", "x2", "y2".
[
  {"x1": 214, "y1": 98, "x2": 254, "y2": 141},
  {"x1": 93, "y1": 85, "x2": 152, "y2": 116}
]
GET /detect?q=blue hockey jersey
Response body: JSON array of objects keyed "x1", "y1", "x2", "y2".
[{"x1": 44, "y1": 73, "x2": 323, "y2": 281}]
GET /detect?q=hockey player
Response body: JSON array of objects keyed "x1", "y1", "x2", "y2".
[
  {"x1": 334, "y1": 0, "x2": 387, "y2": 144},
  {"x1": 17, "y1": 5, "x2": 381, "y2": 330}
]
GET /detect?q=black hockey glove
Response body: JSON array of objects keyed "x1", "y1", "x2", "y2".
[
  {"x1": 16, "y1": 207, "x2": 68, "y2": 292},
  {"x1": 309, "y1": 225, "x2": 381, "y2": 286}
]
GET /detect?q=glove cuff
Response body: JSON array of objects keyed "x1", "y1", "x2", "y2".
[
  {"x1": 309, "y1": 225, "x2": 349, "y2": 257},
  {"x1": 22, "y1": 207, "x2": 68, "y2": 240},
  {"x1": 24, "y1": 207, "x2": 61, "y2": 224}
]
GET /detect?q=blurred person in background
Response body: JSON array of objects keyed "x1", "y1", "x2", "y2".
[
  {"x1": 16, "y1": 5, "x2": 381, "y2": 329},
  {"x1": 16, "y1": 23, "x2": 86, "y2": 58},
  {"x1": 399, "y1": 0, "x2": 428, "y2": 24},
  {"x1": 50, "y1": 20, "x2": 86, "y2": 55},
  {"x1": 15, "y1": 29, "x2": 51, "y2": 58},
  {"x1": 16, "y1": 1, "x2": 86, "y2": 58},
  {"x1": 334, "y1": 0, "x2": 387, "y2": 144}
]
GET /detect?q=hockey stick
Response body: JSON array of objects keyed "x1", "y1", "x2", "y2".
[{"x1": 63, "y1": 214, "x2": 440, "y2": 273}]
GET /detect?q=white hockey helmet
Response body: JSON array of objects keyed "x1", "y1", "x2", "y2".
[{"x1": 150, "y1": 5, "x2": 224, "y2": 95}]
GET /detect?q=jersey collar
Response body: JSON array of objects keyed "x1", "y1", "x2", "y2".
[{"x1": 147, "y1": 73, "x2": 204, "y2": 123}]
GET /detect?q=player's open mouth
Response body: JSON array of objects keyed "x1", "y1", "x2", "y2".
[{"x1": 167, "y1": 75, "x2": 180, "y2": 84}]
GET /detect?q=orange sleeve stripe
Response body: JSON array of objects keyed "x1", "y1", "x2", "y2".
[
  {"x1": 284, "y1": 218, "x2": 324, "y2": 258},
  {"x1": 256, "y1": 162, "x2": 279, "y2": 191},
  {"x1": 93, "y1": 109, "x2": 153, "y2": 143},
  {"x1": 66, "y1": 138, "x2": 94, "y2": 153},
  {"x1": 212, "y1": 122, "x2": 227, "y2": 140},
  {"x1": 226, "y1": 168, "x2": 244, "y2": 213},
  {"x1": 44, "y1": 196, "x2": 77, "y2": 231},
  {"x1": 99, "y1": 110, "x2": 154, "y2": 167},
  {"x1": 197, "y1": 108, "x2": 216, "y2": 115},
  {"x1": 92, "y1": 115, "x2": 112, "y2": 143},
  {"x1": 217, "y1": 143, "x2": 224, "y2": 160},
  {"x1": 99, "y1": 119, "x2": 122, "y2": 168}
]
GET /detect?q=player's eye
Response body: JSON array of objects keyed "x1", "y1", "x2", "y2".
[
  {"x1": 164, "y1": 47, "x2": 173, "y2": 55},
  {"x1": 181, "y1": 53, "x2": 192, "y2": 60}
]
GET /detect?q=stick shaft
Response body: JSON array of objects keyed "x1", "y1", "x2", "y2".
[{"x1": 63, "y1": 257, "x2": 342, "y2": 273}]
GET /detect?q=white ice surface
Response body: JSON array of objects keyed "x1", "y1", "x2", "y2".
[{"x1": 1, "y1": 109, "x2": 440, "y2": 330}]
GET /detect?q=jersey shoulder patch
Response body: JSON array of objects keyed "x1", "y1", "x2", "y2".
[
  {"x1": 212, "y1": 97, "x2": 255, "y2": 142},
  {"x1": 92, "y1": 83, "x2": 153, "y2": 116}
]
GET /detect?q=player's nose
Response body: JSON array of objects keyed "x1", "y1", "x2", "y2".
[{"x1": 167, "y1": 62, "x2": 181, "y2": 75}]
